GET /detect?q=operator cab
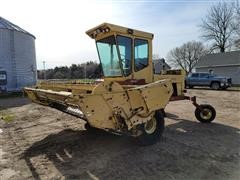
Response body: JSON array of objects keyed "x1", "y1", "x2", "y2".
[{"x1": 86, "y1": 23, "x2": 154, "y2": 84}]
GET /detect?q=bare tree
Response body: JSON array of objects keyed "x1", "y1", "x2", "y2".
[
  {"x1": 167, "y1": 41, "x2": 206, "y2": 74},
  {"x1": 200, "y1": 2, "x2": 236, "y2": 53},
  {"x1": 234, "y1": 0, "x2": 240, "y2": 30},
  {"x1": 233, "y1": 0, "x2": 240, "y2": 48}
]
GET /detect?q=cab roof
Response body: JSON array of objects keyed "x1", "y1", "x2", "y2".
[{"x1": 86, "y1": 23, "x2": 154, "y2": 40}]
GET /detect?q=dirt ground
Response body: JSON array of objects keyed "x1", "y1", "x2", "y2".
[{"x1": 0, "y1": 89, "x2": 239, "y2": 180}]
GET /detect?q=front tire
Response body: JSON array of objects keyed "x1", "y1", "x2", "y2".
[
  {"x1": 195, "y1": 104, "x2": 216, "y2": 123},
  {"x1": 211, "y1": 82, "x2": 220, "y2": 90},
  {"x1": 185, "y1": 83, "x2": 193, "y2": 89},
  {"x1": 136, "y1": 110, "x2": 165, "y2": 146}
]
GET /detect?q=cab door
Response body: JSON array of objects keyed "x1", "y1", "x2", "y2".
[
  {"x1": 189, "y1": 73, "x2": 199, "y2": 86},
  {"x1": 132, "y1": 38, "x2": 153, "y2": 83},
  {"x1": 199, "y1": 73, "x2": 210, "y2": 86}
]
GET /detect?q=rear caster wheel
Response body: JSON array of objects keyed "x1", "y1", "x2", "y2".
[
  {"x1": 135, "y1": 110, "x2": 165, "y2": 146},
  {"x1": 195, "y1": 104, "x2": 216, "y2": 123}
]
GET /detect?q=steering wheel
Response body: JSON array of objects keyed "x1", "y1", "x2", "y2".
[{"x1": 119, "y1": 53, "x2": 130, "y2": 65}]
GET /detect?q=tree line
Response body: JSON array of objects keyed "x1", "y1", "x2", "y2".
[{"x1": 38, "y1": 61, "x2": 102, "y2": 79}]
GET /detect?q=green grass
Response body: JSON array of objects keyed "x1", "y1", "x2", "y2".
[{"x1": 0, "y1": 111, "x2": 15, "y2": 122}]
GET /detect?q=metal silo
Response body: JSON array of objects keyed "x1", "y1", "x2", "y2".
[{"x1": 0, "y1": 17, "x2": 37, "y2": 92}]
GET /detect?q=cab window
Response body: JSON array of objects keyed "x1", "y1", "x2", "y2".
[
  {"x1": 134, "y1": 39, "x2": 148, "y2": 71},
  {"x1": 191, "y1": 73, "x2": 199, "y2": 78},
  {"x1": 199, "y1": 73, "x2": 209, "y2": 78},
  {"x1": 96, "y1": 36, "x2": 122, "y2": 77},
  {"x1": 116, "y1": 36, "x2": 132, "y2": 76}
]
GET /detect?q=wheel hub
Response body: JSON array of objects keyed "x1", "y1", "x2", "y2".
[
  {"x1": 144, "y1": 117, "x2": 157, "y2": 134},
  {"x1": 200, "y1": 108, "x2": 212, "y2": 120},
  {"x1": 212, "y1": 83, "x2": 219, "y2": 90}
]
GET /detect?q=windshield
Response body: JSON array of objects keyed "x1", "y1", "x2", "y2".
[
  {"x1": 96, "y1": 35, "x2": 132, "y2": 77},
  {"x1": 96, "y1": 36, "x2": 122, "y2": 77}
]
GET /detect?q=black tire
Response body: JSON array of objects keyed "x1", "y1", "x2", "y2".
[
  {"x1": 85, "y1": 123, "x2": 104, "y2": 134},
  {"x1": 188, "y1": 85, "x2": 194, "y2": 89},
  {"x1": 135, "y1": 110, "x2": 165, "y2": 146},
  {"x1": 211, "y1": 82, "x2": 220, "y2": 90},
  {"x1": 195, "y1": 104, "x2": 216, "y2": 123}
]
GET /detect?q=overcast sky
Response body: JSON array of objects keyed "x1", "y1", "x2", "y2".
[{"x1": 0, "y1": 0, "x2": 234, "y2": 69}]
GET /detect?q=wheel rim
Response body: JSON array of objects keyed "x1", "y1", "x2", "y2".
[
  {"x1": 212, "y1": 83, "x2": 219, "y2": 89},
  {"x1": 144, "y1": 117, "x2": 157, "y2": 134},
  {"x1": 200, "y1": 108, "x2": 212, "y2": 120}
]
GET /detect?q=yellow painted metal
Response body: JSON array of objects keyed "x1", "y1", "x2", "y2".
[
  {"x1": 24, "y1": 23, "x2": 185, "y2": 135},
  {"x1": 25, "y1": 79, "x2": 172, "y2": 131},
  {"x1": 38, "y1": 81, "x2": 97, "y2": 94},
  {"x1": 86, "y1": 22, "x2": 154, "y2": 40},
  {"x1": 154, "y1": 69, "x2": 186, "y2": 96}
]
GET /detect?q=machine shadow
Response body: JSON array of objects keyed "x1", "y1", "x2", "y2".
[{"x1": 22, "y1": 117, "x2": 240, "y2": 180}]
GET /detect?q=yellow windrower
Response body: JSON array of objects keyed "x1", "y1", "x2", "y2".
[{"x1": 24, "y1": 23, "x2": 215, "y2": 146}]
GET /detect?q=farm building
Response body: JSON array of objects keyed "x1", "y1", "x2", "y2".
[
  {"x1": 196, "y1": 51, "x2": 240, "y2": 85},
  {"x1": 153, "y1": 58, "x2": 171, "y2": 74},
  {"x1": 0, "y1": 17, "x2": 37, "y2": 92}
]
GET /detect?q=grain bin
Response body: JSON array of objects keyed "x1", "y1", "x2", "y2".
[{"x1": 0, "y1": 17, "x2": 37, "y2": 92}]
